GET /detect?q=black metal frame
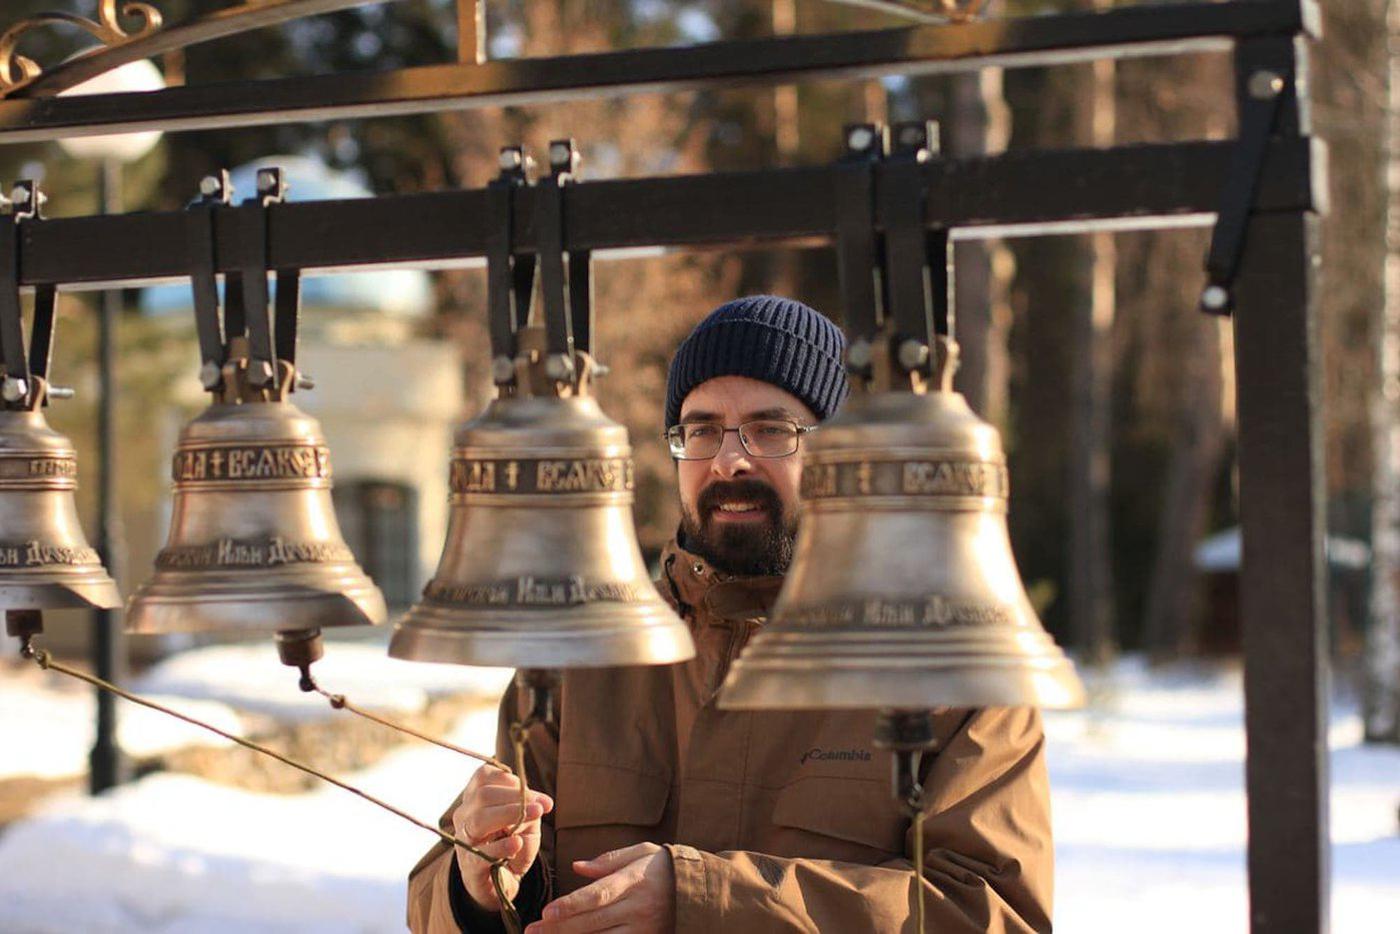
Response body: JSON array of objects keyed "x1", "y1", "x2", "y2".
[{"x1": 0, "y1": 1, "x2": 1328, "y2": 931}]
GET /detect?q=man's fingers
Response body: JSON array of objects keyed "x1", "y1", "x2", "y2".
[
  {"x1": 572, "y1": 843, "x2": 657, "y2": 877},
  {"x1": 476, "y1": 784, "x2": 553, "y2": 811},
  {"x1": 471, "y1": 765, "x2": 528, "y2": 792},
  {"x1": 541, "y1": 876, "x2": 626, "y2": 921},
  {"x1": 461, "y1": 800, "x2": 545, "y2": 840},
  {"x1": 457, "y1": 832, "x2": 523, "y2": 864},
  {"x1": 524, "y1": 897, "x2": 630, "y2": 933}
]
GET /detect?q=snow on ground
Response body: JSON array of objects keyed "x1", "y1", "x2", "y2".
[
  {"x1": 1047, "y1": 658, "x2": 1400, "y2": 932},
  {"x1": 1, "y1": 641, "x2": 512, "y2": 783},
  {"x1": 133, "y1": 640, "x2": 515, "y2": 722},
  {"x1": 0, "y1": 666, "x2": 242, "y2": 781},
  {"x1": 0, "y1": 654, "x2": 1396, "y2": 933}
]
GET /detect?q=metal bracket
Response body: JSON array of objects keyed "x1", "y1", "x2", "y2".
[
  {"x1": 186, "y1": 170, "x2": 232, "y2": 392},
  {"x1": 0, "y1": 180, "x2": 44, "y2": 408},
  {"x1": 237, "y1": 166, "x2": 288, "y2": 387},
  {"x1": 1200, "y1": 61, "x2": 1293, "y2": 316},
  {"x1": 877, "y1": 120, "x2": 947, "y2": 384},
  {"x1": 835, "y1": 122, "x2": 886, "y2": 382},
  {"x1": 535, "y1": 138, "x2": 585, "y2": 385},
  {"x1": 485, "y1": 145, "x2": 534, "y2": 387}
]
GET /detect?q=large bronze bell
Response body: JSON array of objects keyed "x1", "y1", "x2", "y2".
[
  {"x1": 126, "y1": 342, "x2": 386, "y2": 638},
  {"x1": 720, "y1": 338, "x2": 1083, "y2": 711},
  {"x1": 0, "y1": 384, "x2": 120, "y2": 614},
  {"x1": 390, "y1": 334, "x2": 694, "y2": 669}
]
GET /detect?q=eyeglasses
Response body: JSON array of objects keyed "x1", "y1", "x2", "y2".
[{"x1": 665, "y1": 419, "x2": 816, "y2": 460}]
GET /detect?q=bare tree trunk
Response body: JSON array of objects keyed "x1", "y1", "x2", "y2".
[
  {"x1": 1142, "y1": 319, "x2": 1228, "y2": 659},
  {"x1": 1366, "y1": 0, "x2": 1400, "y2": 744},
  {"x1": 951, "y1": 68, "x2": 1015, "y2": 429},
  {"x1": 1066, "y1": 32, "x2": 1118, "y2": 667},
  {"x1": 772, "y1": 0, "x2": 799, "y2": 160}
]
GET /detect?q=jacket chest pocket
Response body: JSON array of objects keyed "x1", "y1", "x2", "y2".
[
  {"x1": 766, "y1": 775, "x2": 908, "y2": 864},
  {"x1": 552, "y1": 762, "x2": 671, "y2": 893}
]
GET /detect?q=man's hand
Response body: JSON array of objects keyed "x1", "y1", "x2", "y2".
[
  {"x1": 524, "y1": 842, "x2": 675, "y2": 933},
  {"x1": 452, "y1": 765, "x2": 553, "y2": 911}
]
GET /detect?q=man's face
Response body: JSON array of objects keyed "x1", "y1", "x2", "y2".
[{"x1": 674, "y1": 376, "x2": 816, "y2": 577}]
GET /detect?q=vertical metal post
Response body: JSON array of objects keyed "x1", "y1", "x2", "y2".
[
  {"x1": 89, "y1": 156, "x2": 129, "y2": 794},
  {"x1": 457, "y1": 0, "x2": 486, "y2": 65},
  {"x1": 1232, "y1": 33, "x2": 1327, "y2": 933}
]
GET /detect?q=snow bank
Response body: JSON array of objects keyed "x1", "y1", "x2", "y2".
[{"x1": 0, "y1": 707, "x2": 499, "y2": 934}]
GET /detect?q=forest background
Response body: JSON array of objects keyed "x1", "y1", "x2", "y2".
[{"x1": 1, "y1": 0, "x2": 1394, "y2": 739}]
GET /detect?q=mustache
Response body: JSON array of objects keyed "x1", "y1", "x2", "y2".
[{"x1": 698, "y1": 478, "x2": 783, "y2": 517}]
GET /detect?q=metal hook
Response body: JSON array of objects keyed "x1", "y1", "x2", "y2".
[
  {"x1": 836, "y1": 122, "x2": 887, "y2": 381},
  {"x1": 0, "y1": 179, "x2": 43, "y2": 407},
  {"x1": 237, "y1": 166, "x2": 288, "y2": 388},
  {"x1": 486, "y1": 145, "x2": 534, "y2": 386},
  {"x1": 878, "y1": 120, "x2": 947, "y2": 383},
  {"x1": 535, "y1": 138, "x2": 581, "y2": 384},
  {"x1": 187, "y1": 170, "x2": 233, "y2": 392}
]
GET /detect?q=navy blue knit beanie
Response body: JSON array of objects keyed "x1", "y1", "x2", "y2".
[{"x1": 665, "y1": 295, "x2": 849, "y2": 428}]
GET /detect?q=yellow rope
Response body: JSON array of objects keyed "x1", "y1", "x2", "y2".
[{"x1": 19, "y1": 641, "x2": 522, "y2": 933}]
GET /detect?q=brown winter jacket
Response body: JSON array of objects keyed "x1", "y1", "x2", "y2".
[{"x1": 407, "y1": 539, "x2": 1054, "y2": 933}]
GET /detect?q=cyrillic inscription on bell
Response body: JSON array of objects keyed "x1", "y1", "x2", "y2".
[
  {"x1": 390, "y1": 340, "x2": 694, "y2": 670},
  {"x1": 126, "y1": 345, "x2": 385, "y2": 636},
  {"x1": 720, "y1": 337, "x2": 1084, "y2": 712},
  {"x1": 0, "y1": 399, "x2": 120, "y2": 612}
]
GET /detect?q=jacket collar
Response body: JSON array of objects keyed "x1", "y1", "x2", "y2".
[{"x1": 661, "y1": 538, "x2": 785, "y2": 623}]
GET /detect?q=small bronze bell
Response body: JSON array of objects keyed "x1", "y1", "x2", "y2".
[
  {"x1": 0, "y1": 379, "x2": 120, "y2": 615},
  {"x1": 720, "y1": 338, "x2": 1083, "y2": 711},
  {"x1": 126, "y1": 341, "x2": 386, "y2": 639},
  {"x1": 390, "y1": 332, "x2": 694, "y2": 669}
]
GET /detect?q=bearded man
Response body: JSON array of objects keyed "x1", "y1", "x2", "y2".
[{"x1": 408, "y1": 295, "x2": 1053, "y2": 933}]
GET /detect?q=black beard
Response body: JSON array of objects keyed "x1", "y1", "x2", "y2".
[{"x1": 680, "y1": 478, "x2": 798, "y2": 577}]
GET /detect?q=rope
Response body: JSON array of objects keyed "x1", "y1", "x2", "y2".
[
  {"x1": 304, "y1": 679, "x2": 513, "y2": 773},
  {"x1": 913, "y1": 810, "x2": 926, "y2": 933},
  {"x1": 18, "y1": 638, "x2": 521, "y2": 933}
]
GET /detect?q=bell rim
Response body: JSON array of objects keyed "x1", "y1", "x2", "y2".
[
  {"x1": 386, "y1": 616, "x2": 697, "y2": 669},
  {"x1": 125, "y1": 582, "x2": 387, "y2": 634},
  {"x1": 0, "y1": 575, "x2": 122, "y2": 611},
  {"x1": 717, "y1": 656, "x2": 1086, "y2": 711}
]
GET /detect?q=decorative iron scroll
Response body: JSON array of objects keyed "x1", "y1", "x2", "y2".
[
  {"x1": 822, "y1": 0, "x2": 989, "y2": 26},
  {"x1": 0, "y1": 2, "x2": 163, "y2": 97}
]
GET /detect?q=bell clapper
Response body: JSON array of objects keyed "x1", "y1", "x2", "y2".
[
  {"x1": 6, "y1": 608, "x2": 42, "y2": 659},
  {"x1": 875, "y1": 708, "x2": 937, "y2": 934}
]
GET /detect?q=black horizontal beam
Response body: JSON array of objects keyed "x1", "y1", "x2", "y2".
[
  {"x1": 0, "y1": 1, "x2": 1316, "y2": 143},
  {"x1": 17, "y1": 138, "x2": 1318, "y2": 289}
]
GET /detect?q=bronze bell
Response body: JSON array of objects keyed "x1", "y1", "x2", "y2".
[
  {"x1": 0, "y1": 380, "x2": 120, "y2": 615},
  {"x1": 390, "y1": 334, "x2": 694, "y2": 669},
  {"x1": 126, "y1": 342, "x2": 386, "y2": 639},
  {"x1": 720, "y1": 338, "x2": 1083, "y2": 711}
]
